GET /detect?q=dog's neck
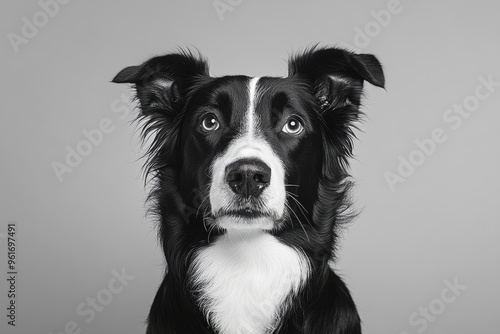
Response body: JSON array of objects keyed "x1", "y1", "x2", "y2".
[{"x1": 190, "y1": 229, "x2": 310, "y2": 334}]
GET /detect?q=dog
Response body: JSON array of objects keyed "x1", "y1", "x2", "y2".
[{"x1": 112, "y1": 46, "x2": 384, "y2": 334}]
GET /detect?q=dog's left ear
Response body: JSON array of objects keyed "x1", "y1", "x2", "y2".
[
  {"x1": 289, "y1": 47, "x2": 385, "y2": 171},
  {"x1": 288, "y1": 46, "x2": 385, "y2": 109}
]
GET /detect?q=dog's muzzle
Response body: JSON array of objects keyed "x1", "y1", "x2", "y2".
[{"x1": 208, "y1": 136, "x2": 286, "y2": 230}]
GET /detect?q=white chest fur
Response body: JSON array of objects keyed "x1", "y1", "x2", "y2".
[{"x1": 190, "y1": 230, "x2": 309, "y2": 334}]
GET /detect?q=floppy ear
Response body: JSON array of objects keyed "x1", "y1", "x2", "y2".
[
  {"x1": 288, "y1": 46, "x2": 384, "y2": 110},
  {"x1": 112, "y1": 50, "x2": 210, "y2": 176},
  {"x1": 288, "y1": 46, "x2": 385, "y2": 168},
  {"x1": 112, "y1": 50, "x2": 209, "y2": 114}
]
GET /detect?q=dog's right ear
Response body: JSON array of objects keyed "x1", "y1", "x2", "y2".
[
  {"x1": 112, "y1": 51, "x2": 210, "y2": 177},
  {"x1": 112, "y1": 51, "x2": 210, "y2": 114}
]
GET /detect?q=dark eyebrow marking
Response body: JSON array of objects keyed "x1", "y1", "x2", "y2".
[
  {"x1": 215, "y1": 92, "x2": 231, "y2": 110},
  {"x1": 213, "y1": 92, "x2": 233, "y2": 123},
  {"x1": 271, "y1": 92, "x2": 288, "y2": 111}
]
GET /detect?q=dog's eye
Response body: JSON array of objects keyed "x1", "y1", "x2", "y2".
[
  {"x1": 282, "y1": 116, "x2": 304, "y2": 135},
  {"x1": 201, "y1": 114, "x2": 220, "y2": 131}
]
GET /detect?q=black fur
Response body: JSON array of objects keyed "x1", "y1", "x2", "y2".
[{"x1": 112, "y1": 46, "x2": 384, "y2": 334}]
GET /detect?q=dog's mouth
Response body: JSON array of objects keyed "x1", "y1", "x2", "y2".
[
  {"x1": 211, "y1": 207, "x2": 281, "y2": 230},
  {"x1": 222, "y1": 207, "x2": 268, "y2": 218},
  {"x1": 213, "y1": 207, "x2": 280, "y2": 219}
]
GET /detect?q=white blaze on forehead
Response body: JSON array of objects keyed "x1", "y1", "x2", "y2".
[{"x1": 246, "y1": 77, "x2": 260, "y2": 138}]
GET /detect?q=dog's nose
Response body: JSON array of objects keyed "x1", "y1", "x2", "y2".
[{"x1": 225, "y1": 159, "x2": 271, "y2": 198}]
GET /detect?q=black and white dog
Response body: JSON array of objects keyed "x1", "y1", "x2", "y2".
[{"x1": 112, "y1": 46, "x2": 384, "y2": 334}]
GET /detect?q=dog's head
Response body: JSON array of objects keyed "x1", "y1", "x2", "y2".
[{"x1": 113, "y1": 47, "x2": 384, "y2": 240}]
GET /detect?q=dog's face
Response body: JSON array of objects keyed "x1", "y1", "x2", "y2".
[
  {"x1": 179, "y1": 76, "x2": 323, "y2": 231},
  {"x1": 112, "y1": 47, "x2": 384, "y2": 235}
]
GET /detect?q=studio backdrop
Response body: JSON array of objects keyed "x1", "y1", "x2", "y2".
[{"x1": 1, "y1": 0, "x2": 499, "y2": 333}]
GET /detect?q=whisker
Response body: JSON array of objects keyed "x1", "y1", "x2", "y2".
[
  {"x1": 196, "y1": 193, "x2": 210, "y2": 217},
  {"x1": 207, "y1": 223, "x2": 216, "y2": 244},
  {"x1": 202, "y1": 207, "x2": 210, "y2": 232},
  {"x1": 285, "y1": 190, "x2": 300, "y2": 201},
  {"x1": 286, "y1": 190, "x2": 310, "y2": 218},
  {"x1": 285, "y1": 202, "x2": 310, "y2": 242},
  {"x1": 285, "y1": 199, "x2": 295, "y2": 230},
  {"x1": 285, "y1": 192, "x2": 317, "y2": 239},
  {"x1": 286, "y1": 191, "x2": 310, "y2": 217}
]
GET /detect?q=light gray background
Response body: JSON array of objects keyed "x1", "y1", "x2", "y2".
[{"x1": 1, "y1": 1, "x2": 499, "y2": 333}]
